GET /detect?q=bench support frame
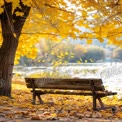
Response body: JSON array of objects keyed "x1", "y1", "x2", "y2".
[
  {"x1": 29, "y1": 78, "x2": 116, "y2": 112},
  {"x1": 91, "y1": 80, "x2": 116, "y2": 112}
]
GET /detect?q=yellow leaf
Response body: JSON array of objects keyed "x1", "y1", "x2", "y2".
[
  {"x1": 65, "y1": 52, "x2": 69, "y2": 55},
  {"x1": 82, "y1": 10, "x2": 87, "y2": 16},
  {"x1": 77, "y1": 61, "x2": 81, "y2": 64},
  {"x1": 85, "y1": 60, "x2": 87, "y2": 63},
  {"x1": 31, "y1": 114, "x2": 45, "y2": 120},
  {"x1": 80, "y1": 58, "x2": 82, "y2": 62},
  {"x1": 22, "y1": 0, "x2": 32, "y2": 6},
  {"x1": 38, "y1": 60, "x2": 41, "y2": 62},
  {"x1": 57, "y1": 113, "x2": 66, "y2": 117},
  {"x1": 93, "y1": 14, "x2": 99, "y2": 18},
  {"x1": 97, "y1": 37, "x2": 104, "y2": 42},
  {"x1": 70, "y1": 55, "x2": 74, "y2": 58},
  {"x1": 0, "y1": 8, "x2": 4, "y2": 14},
  {"x1": 87, "y1": 40, "x2": 92, "y2": 44},
  {"x1": 89, "y1": 58, "x2": 94, "y2": 62},
  {"x1": 51, "y1": 52, "x2": 54, "y2": 55},
  {"x1": 6, "y1": 0, "x2": 12, "y2": 2},
  {"x1": 42, "y1": 60, "x2": 45, "y2": 62},
  {"x1": 13, "y1": 33, "x2": 16, "y2": 38},
  {"x1": 51, "y1": 113, "x2": 57, "y2": 117},
  {"x1": 15, "y1": 12, "x2": 24, "y2": 16}
]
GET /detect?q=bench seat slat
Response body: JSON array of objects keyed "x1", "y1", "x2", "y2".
[
  {"x1": 33, "y1": 90, "x2": 117, "y2": 97},
  {"x1": 34, "y1": 81, "x2": 102, "y2": 86},
  {"x1": 26, "y1": 83, "x2": 104, "y2": 88},
  {"x1": 33, "y1": 85, "x2": 105, "y2": 91}
]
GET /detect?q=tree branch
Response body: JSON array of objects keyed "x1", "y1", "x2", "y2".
[
  {"x1": 0, "y1": 1, "x2": 13, "y2": 36},
  {"x1": 32, "y1": 0, "x2": 74, "y2": 15},
  {"x1": 13, "y1": 0, "x2": 31, "y2": 39},
  {"x1": 44, "y1": 3, "x2": 74, "y2": 14}
]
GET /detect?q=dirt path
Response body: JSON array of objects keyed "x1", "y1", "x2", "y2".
[{"x1": 0, "y1": 105, "x2": 122, "y2": 122}]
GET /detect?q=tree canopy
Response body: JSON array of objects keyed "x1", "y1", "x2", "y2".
[{"x1": 0, "y1": 0, "x2": 122, "y2": 63}]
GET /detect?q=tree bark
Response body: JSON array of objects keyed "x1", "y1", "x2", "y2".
[{"x1": 0, "y1": 1, "x2": 30, "y2": 96}]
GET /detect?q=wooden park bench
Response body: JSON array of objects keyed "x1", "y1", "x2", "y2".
[{"x1": 25, "y1": 78, "x2": 117, "y2": 112}]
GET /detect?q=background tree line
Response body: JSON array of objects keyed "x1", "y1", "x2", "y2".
[{"x1": 18, "y1": 39, "x2": 122, "y2": 66}]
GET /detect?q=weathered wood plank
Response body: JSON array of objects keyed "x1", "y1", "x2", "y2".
[
  {"x1": 25, "y1": 78, "x2": 103, "y2": 90},
  {"x1": 31, "y1": 85, "x2": 104, "y2": 91},
  {"x1": 32, "y1": 90, "x2": 117, "y2": 97}
]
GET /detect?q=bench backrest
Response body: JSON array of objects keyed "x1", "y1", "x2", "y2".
[{"x1": 25, "y1": 78, "x2": 105, "y2": 92}]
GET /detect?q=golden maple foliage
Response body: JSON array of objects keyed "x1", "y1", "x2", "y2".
[{"x1": 0, "y1": 0, "x2": 122, "y2": 63}]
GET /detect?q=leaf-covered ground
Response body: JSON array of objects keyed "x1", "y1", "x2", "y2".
[{"x1": 0, "y1": 78, "x2": 122, "y2": 122}]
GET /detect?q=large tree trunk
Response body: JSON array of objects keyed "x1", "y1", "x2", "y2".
[
  {"x1": 0, "y1": 35, "x2": 18, "y2": 96},
  {"x1": 0, "y1": 1, "x2": 30, "y2": 97}
]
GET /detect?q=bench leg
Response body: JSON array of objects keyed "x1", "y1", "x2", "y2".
[
  {"x1": 93, "y1": 96, "x2": 97, "y2": 111},
  {"x1": 32, "y1": 93, "x2": 36, "y2": 105},
  {"x1": 37, "y1": 95, "x2": 44, "y2": 104},
  {"x1": 93, "y1": 97, "x2": 116, "y2": 113},
  {"x1": 98, "y1": 98, "x2": 104, "y2": 109},
  {"x1": 32, "y1": 94, "x2": 44, "y2": 104},
  {"x1": 98, "y1": 98, "x2": 116, "y2": 112}
]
